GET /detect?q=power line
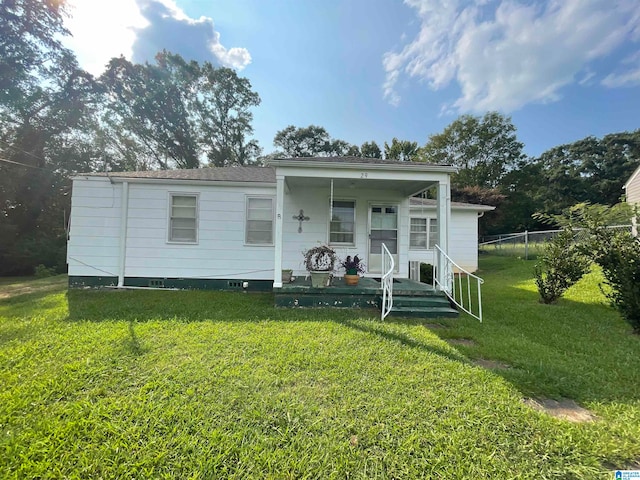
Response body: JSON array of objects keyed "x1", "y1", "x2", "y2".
[
  {"x1": 0, "y1": 138, "x2": 48, "y2": 164},
  {"x1": 0, "y1": 157, "x2": 50, "y2": 171}
]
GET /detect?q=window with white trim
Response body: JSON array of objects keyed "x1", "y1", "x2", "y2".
[
  {"x1": 410, "y1": 217, "x2": 438, "y2": 249},
  {"x1": 169, "y1": 194, "x2": 198, "y2": 243},
  {"x1": 330, "y1": 200, "x2": 355, "y2": 245},
  {"x1": 246, "y1": 197, "x2": 274, "y2": 244}
]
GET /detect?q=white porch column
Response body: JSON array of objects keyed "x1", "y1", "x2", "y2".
[
  {"x1": 437, "y1": 179, "x2": 451, "y2": 287},
  {"x1": 117, "y1": 181, "x2": 129, "y2": 287},
  {"x1": 273, "y1": 174, "x2": 285, "y2": 288}
]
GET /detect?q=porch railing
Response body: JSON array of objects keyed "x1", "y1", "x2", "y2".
[
  {"x1": 434, "y1": 245, "x2": 484, "y2": 322},
  {"x1": 381, "y1": 243, "x2": 394, "y2": 321}
]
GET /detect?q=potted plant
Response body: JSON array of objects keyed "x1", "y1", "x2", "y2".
[
  {"x1": 340, "y1": 255, "x2": 366, "y2": 286},
  {"x1": 303, "y1": 245, "x2": 337, "y2": 288}
]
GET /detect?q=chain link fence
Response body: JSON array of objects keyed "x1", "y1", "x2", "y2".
[{"x1": 479, "y1": 225, "x2": 633, "y2": 259}]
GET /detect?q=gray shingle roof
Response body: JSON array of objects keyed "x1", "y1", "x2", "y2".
[{"x1": 81, "y1": 166, "x2": 276, "y2": 183}]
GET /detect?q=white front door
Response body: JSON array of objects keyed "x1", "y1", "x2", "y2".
[{"x1": 368, "y1": 204, "x2": 399, "y2": 274}]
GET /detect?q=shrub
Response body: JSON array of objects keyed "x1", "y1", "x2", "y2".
[
  {"x1": 34, "y1": 264, "x2": 56, "y2": 278},
  {"x1": 587, "y1": 228, "x2": 640, "y2": 333},
  {"x1": 420, "y1": 263, "x2": 434, "y2": 284},
  {"x1": 534, "y1": 228, "x2": 590, "y2": 304}
]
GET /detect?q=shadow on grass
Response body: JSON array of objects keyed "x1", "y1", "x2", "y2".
[
  {"x1": 7, "y1": 277, "x2": 640, "y2": 406},
  {"x1": 430, "y1": 282, "x2": 640, "y2": 404},
  {"x1": 336, "y1": 318, "x2": 468, "y2": 364}
]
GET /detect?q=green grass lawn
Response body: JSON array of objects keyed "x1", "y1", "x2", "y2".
[{"x1": 1, "y1": 259, "x2": 639, "y2": 479}]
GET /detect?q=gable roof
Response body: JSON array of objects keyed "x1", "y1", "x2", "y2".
[
  {"x1": 624, "y1": 164, "x2": 640, "y2": 190},
  {"x1": 76, "y1": 166, "x2": 276, "y2": 183}
]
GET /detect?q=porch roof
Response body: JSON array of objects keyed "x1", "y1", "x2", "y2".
[
  {"x1": 266, "y1": 156, "x2": 456, "y2": 197},
  {"x1": 267, "y1": 156, "x2": 456, "y2": 173}
]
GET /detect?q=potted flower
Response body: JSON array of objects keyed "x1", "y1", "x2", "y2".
[
  {"x1": 340, "y1": 255, "x2": 365, "y2": 286},
  {"x1": 303, "y1": 245, "x2": 337, "y2": 288}
]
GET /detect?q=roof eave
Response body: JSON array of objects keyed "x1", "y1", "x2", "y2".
[
  {"x1": 71, "y1": 175, "x2": 275, "y2": 188},
  {"x1": 266, "y1": 158, "x2": 458, "y2": 174}
]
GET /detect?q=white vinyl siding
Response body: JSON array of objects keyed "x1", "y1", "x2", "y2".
[
  {"x1": 246, "y1": 197, "x2": 274, "y2": 245},
  {"x1": 330, "y1": 200, "x2": 355, "y2": 245},
  {"x1": 169, "y1": 194, "x2": 198, "y2": 243},
  {"x1": 410, "y1": 217, "x2": 438, "y2": 249}
]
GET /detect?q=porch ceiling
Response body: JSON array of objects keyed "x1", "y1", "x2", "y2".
[{"x1": 285, "y1": 176, "x2": 436, "y2": 196}]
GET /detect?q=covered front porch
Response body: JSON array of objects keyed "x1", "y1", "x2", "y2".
[{"x1": 264, "y1": 157, "x2": 457, "y2": 289}]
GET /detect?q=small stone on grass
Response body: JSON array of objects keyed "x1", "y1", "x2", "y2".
[
  {"x1": 523, "y1": 397, "x2": 597, "y2": 423},
  {"x1": 473, "y1": 358, "x2": 511, "y2": 370},
  {"x1": 447, "y1": 338, "x2": 477, "y2": 347}
]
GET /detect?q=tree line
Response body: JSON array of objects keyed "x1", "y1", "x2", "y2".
[{"x1": 1, "y1": 0, "x2": 638, "y2": 275}]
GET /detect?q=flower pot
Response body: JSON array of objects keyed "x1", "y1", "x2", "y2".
[
  {"x1": 310, "y1": 271, "x2": 332, "y2": 288},
  {"x1": 344, "y1": 274, "x2": 359, "y2": 286},
  {"x1": 282, "y1": 270, "x2": 293, "y2": 283}
]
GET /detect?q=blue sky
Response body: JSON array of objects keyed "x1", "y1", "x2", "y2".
[{"x1": 64, "y1": 0, "x2": 640, "y2": 158}]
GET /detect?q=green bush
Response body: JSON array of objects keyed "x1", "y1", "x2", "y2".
[
  {"x1": 534, "y1": 228, "x2": 590, "y2": 304},
  {"x1": 587, "y1": 229, "x2": 640, "y2": 332},
  {"x1": 34, "y1": 264, "x2": 56, "y2": 278},
  {"x1": 419, "y1": 263, "x2": 434, "y2": 284}
]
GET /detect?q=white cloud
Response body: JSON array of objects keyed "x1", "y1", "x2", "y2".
[
  {"x1": 383, "y1": 0, "x2": 640, "y2": 111},
  {"x1": 64, "y1": 0, "x2": 148, "y2": 75},
  {"x1": 63, "y1": 0, "x2": 250, "y2": 76},
  {"x1": 602, "y1": 51, "x2": 640, "y2": 87},
  {"x1": 133, "y1": 0, "x2": 251, "y2": 69}
]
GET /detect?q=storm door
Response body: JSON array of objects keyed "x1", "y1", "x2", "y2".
[{"x1": 368, "y1": 204, "x2": 399, "y2": 274}]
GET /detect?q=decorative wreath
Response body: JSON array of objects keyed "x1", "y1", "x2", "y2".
[{"x1": 303, "y1": 245, "x2": 337, "y2": 272}]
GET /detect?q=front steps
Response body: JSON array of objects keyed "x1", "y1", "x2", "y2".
[
  {"x1": 274, "y1": 276, "x2": 459, "y2": 319},
  {"x1": 385, "y1": 292, "x2": 459, "y2": 318}
]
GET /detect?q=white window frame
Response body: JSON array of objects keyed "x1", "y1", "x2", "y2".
[
  {"x1": 167, "y1": 193, "x2": 199, "y2": 244},
  {"x1": 329, "y1": 199, "x2": 356, "y2": 246},
  {"x1": 409, "y1": 217, "x2": 438, "y2": 250},
  {"x1": 245, "y1": 196, "x2": 275, "y2": 246}
]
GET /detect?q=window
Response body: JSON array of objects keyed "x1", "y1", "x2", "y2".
[
  {"x1": 429, "y1": 218, "x2": 438, "y2": 249},
  {"x1": 410, "y1": 217, "x2": 438, "y2": 249},
  {"x1": 330, "y1": 200, "x2": 355, "y2": 244},
  {"x1": 246, "y1": 197, "x2": 274, "y2": 244},
  {"x1": 169, "y1": 194, "x2": 198, "y2": 243},
  {"x1": 410, "y1": 218, "x2": 427, "y2": 249}
]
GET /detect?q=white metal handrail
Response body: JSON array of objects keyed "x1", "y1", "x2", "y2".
[
  {"x1": 433, "y1": 245, "x2": 484, "y2": 322},
  {"x1": 381, "y1": 243, "x2": 394, "y2": 321}
]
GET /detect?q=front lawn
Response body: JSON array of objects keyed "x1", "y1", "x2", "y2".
[{"x1": 1, "y1": 257, "x2": 638, "y2": 478}]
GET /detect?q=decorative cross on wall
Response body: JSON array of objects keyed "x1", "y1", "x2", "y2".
[{"x1": 293, "y1": 209, "x2": 310, "y2": 233}]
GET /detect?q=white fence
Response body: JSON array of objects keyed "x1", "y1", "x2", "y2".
[{"x1": 479, "y1": 225, "x2": 633, "y2": 259}]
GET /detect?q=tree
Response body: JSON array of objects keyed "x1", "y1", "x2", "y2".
[
  {"x1": 534, "y1": 227, "x2": 590, "y2": 304},
  {"x1": 0, "y1": 0, "x2": 98, "y2": 274},
  {"x1": 193, "y1": 58, "x2": 261, "y2": 166},
  {"x1": 534, "y1": 131, "x2": 640, "y2": 212},
  {"x1": 98, "y1": 52, "x2": 262, "y2": 169},
  {"x1": 450, "y1": 185, "x2": 506, "y2": 236},
  {"x1": 422, "y1": 112, "x2": 525, "y2": 188},
  {"x1": 384, "y1": 138, "x2": 419, "y2": 162},
  {"x1": 100, "y1": 55, "x2": 199, "y2": 170},
  {"x1": 360, "y1": 141, "x2": 382, "y2": 158},
  {"x1": 272, "y1": 125, "x2": 356, "y2": 157},
  {"x1": 273, "y1": 125, "x2": 331, "y2": 157},
  {"x1": 0, "y1": 0, "x2": 71, "y2": 106}
]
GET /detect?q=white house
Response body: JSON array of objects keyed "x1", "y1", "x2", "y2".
[
  {"x1": 624, "y1": 164, "x2": 640, "y2": 236},
  {"x1": 67, "y1": 157, "x2": 492, "y2": 290}
]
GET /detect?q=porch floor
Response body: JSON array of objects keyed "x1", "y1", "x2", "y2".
[
  {"x1": 276, "y1": 276, "x2": 437, "y2": 296},
  {"x1": 274, "y1": 276, "x2": 459, "y2": 318}
]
